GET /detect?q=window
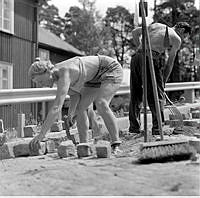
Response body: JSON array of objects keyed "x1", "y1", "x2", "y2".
[
  {"x1": 0, "y1": 61, "x2": 13, "y2": 89},
  {"x1": 39, "y1": 48, "x2": 50, "y2": 61},
  {"x1": 0, "y1": 0, "x2": 14, "y2": 34}
]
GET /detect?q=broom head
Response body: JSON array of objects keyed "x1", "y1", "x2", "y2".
[{"x1": 138, "y1": 139, "x2": 196, "y2": 164}]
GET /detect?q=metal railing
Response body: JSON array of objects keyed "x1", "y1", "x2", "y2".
[
  {"x1": 0, "y1": 82, "x2": 200, "y2": 129},
  {"x1": 0, "y1": 82, "x2": 200, "y2": 105}
]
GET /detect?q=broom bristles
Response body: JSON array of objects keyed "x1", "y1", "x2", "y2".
[{"x1": 138, "y1": 141, "x2": 196, "y2": 164}]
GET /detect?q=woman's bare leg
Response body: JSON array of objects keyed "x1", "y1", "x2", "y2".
[
  {"x1": 76, "y1": 109, "x2": 89, "y2": 143},
  {"x1": 94, "y1": 83, "x2": 121, "y2": 144},
  {"x1": 76, "y1": 87, "x2": 98, "y2": 143},
  {"x1": 87, "y1": 104, "x2": 100, "y2": 138},
  {"x1": 76, "y1": 83, "x2": 121, "y2": 145}
]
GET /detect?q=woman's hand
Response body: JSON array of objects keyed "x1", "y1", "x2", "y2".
[{"x1": 29, "y1": 133, "x2": 45, "y2": 152}]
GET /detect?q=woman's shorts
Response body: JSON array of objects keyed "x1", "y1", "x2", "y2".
[{"x1": 84, "y1": 55, "x2": 123, "y2": 88}]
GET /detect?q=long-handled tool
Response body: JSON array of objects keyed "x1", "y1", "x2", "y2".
[
  {"x1": 138, "y1": 0, "x2": 195, "y2": 163},
  {"x1": 164, "y1": 92, "x2": 183, "y2": 127}
]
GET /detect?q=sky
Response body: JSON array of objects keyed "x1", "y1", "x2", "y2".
[
  {"x1": 50, "y1": 0, "x2": 155, "y2": 24},
  {"x1": 50, "y1": 0, "x2": 200, "y2": 25}
]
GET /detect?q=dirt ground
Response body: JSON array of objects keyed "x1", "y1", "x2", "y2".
[{"x1": 0, "y1": 134, "x2": 200, "y2": 196}]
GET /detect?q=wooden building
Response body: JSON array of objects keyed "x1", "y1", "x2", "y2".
[{"x1": 0, "y1": 0, "x2": 84, "y2": 129}]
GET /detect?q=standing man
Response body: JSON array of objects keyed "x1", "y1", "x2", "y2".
[{"x1": 129, "y1": 22, "x2": 191, "y2": 135}]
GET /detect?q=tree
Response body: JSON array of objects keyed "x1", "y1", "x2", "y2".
[
  {"x1": 104, "y1": 6, "x2": 134, "y2": 66},
  {"x1": 63, "y1": 0, "x2": 102, "y2": 55},
  {"x1": 38, "y1": 0, "x2": 64, "y2": 37},
  {"x1": 153, "y1": 0, "x2": 200, "y2": 45}
]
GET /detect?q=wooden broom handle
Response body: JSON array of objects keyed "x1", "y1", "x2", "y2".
[{"x1": 140, "y1": 0, "x2": 164, "y2": 140}]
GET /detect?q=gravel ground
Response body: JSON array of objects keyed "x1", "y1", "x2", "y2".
[{"x1": 0, "y1": 129, "x2": 200, "y2": 196}]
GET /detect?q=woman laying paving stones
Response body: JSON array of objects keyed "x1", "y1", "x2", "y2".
[{"x1": 28, "y1": 55, "x2": 123, "y2": 154}]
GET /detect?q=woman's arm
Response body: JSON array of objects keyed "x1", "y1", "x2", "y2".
[{"x1": 29, "y1": 69, "x2": 71, "y2": 150}]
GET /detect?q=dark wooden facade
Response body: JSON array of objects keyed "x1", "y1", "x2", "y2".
[
  {"x1": 0, "y1": 0, "x2": 38, "y2": 89},
  {"x1": 0, "y1": 0, "x2": 37, "y2": 128},
  {"x1": 0, "y1": 0, "x2": 84, "y2": 129}
]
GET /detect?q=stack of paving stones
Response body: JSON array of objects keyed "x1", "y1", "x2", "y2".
[
  {"x1": 48, "y1": 120, "x2": 69, "y2": 148},
  {"x1": 166, "y1": 107, "x2": 200, "y2": 129},
  {"x1": 0, "y1": 138, "x2": 46, "y2": 160},
  {"x1": 165, "y1": 107, "x2": 200, "y2": 153},
  {"x1": 2, "y1": 112, "x2": 199, "y2": 160},
  {"x1": 0, "y1": 121, "x2": 66, "y2": 160},
  {"x1": 183, "y1": 107, "x2": 200, "y2": 128},
  {"x1": 0, "y1": 119, "x2": 113, "y2": 160}
]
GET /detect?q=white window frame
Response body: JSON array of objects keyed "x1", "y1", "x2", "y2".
[
  {"x1": 0, "y1": 0, "x2": 14, "y2": 34},
  {"x1": 39, "y1": 48, "x2": 50, "y2": 61},
  {"x1": 0, "y1": 61, "x2": 13, "y2": 89}
]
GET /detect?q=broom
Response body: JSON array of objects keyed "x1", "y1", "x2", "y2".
[{"x1": 137, "y1": 0, "x2": 195, "y2": 163}]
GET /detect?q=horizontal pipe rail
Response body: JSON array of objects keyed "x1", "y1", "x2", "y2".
[
  {"x1": 0, "y1": 82, "x2": 200, "y2": 105},
  {"x1": 165, "y1": 82, "x2": 200, "y2": 91}
]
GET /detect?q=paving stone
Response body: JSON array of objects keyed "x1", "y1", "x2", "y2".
[
  {"x1": 46, "y1": 130, "x2": 68, "y2": 148},
  {"x1": 24, "y1": 125, "x2": 37, "y2": 137},
  {"x1": 57, "y1": 140, "x2": 76, "y2": 158},
  {"x1": 29, "y1": 142, "x2": 46, "y2": 156},
  {"x1": 11, "y1": 138, "x2": 31, "y2": 157},
  {"x1": 189, "y1": 139, "x2": 200, "y2": 153},
  {"x1": 117, "y1": 117, "x2": 129, "y2": 131},
  {"x1": 191, "y1": 111, "x2": 200, "y2": 119},
  {"x1": 183, "y1": 120, "x2": 199, "y2": 127},
  {"x1": 194, "y1": 133, "x2": 200, "y2": 139},
  {"x1": 50, "y1": 121, "x2": 64, "y2": 132},
  {"x1": 95, "y1": 141, "x2": 111, "y2": 158},
  {"x1": 46, "y1": 140, "x2": 56, "y2": 153},
  {"x1": 77, "y1": 143, "x2": 92, "y2": 158},
  {"x1": 0, "y1": 119, "x2": 4, "y2": 133},
  {"x1": 182, "y1": 113, "x2": 191, "y2": 120},
  {"x1": 0, "y1": 133, "x2": 7, "y2": 146},
  {"x1": 0, "y1": 142, "x2": 16, "y2": 160},
  {"x1": 46, "y1": 130, "x2": 66, "y2": 139},
  {"x1": 13, "y1": 139, "x2": 46, "y2": 157},
  {"x1": 13, "y1": 143, "x2": 30, "y2": 157},
  {"x1": 169, "y1": 120, "x2": 182, "y2": 127},
  {"x1": 190, "y1": 107, "x2": 200, "y2": 112}
]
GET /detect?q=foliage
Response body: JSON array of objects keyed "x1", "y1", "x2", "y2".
[
  {"x1": 38, "y1": 0, "x2": 65, "y2": 37},
  {"x1": 153, "y1": 0, "x2": 200, "y2": 45},
  {"x1": 104, "y1": 6, "x2": 135, "y2": 66},
  {"x1": 63, "y1": 0, "x2": 102, "y2": 55},
  {"x1": 38, "y1": 0, "x2": 136, "y2": 62}
]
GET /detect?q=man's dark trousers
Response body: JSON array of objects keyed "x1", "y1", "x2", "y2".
[{"x1": 129, "y1": 50, "x2": 165, "y2": 134}]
